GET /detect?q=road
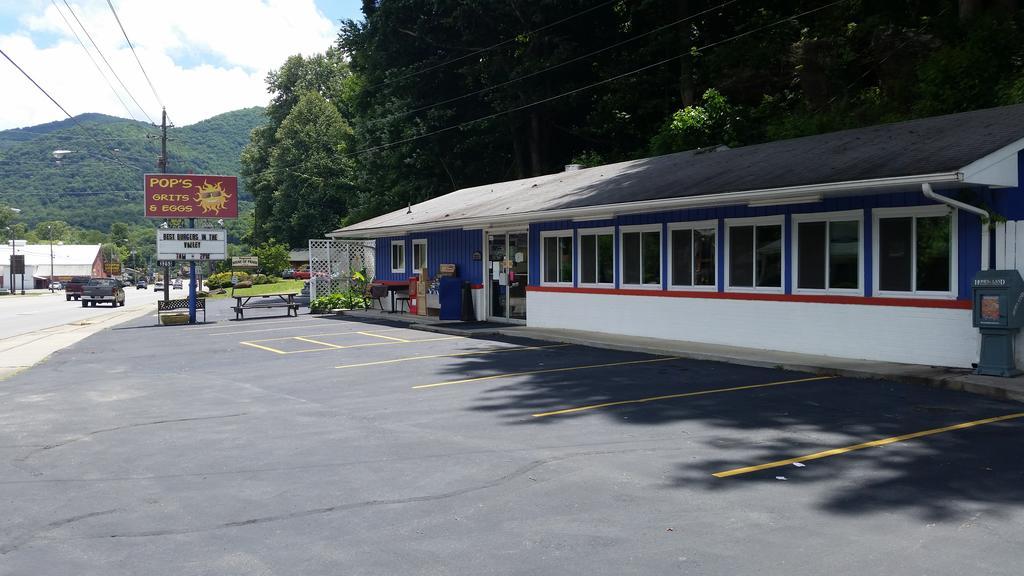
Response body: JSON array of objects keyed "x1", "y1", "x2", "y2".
[
  {"x1": 1, "y1": 302, "x2": 1022, "y2": 575},
  {"x1": 0, "y1": 286, "x2": 176, "y2": 341}
]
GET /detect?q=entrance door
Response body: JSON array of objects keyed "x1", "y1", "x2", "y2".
[{"x1": 487, "y1": 231, "x2": 528, "y2": 322}]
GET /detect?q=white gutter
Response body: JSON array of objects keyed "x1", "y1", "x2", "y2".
[
  {"x1": 331, "y1": 172, "x2": 964, "y2": 239},
  {"x1": 922, "y1": 182, "x2": 990, "y2": 271}
]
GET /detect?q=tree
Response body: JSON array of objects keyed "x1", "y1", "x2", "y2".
[
  {"x1": 241, "y1": 50, "x2": 353, "y2": 246},
  {"x1": 268, "y1": 91, "x2": 354, "y2": 247},
  {"x1": 253, "y1": 240, "x2": 290, "y2": 275},
  {"x1": 649, "y1": 89, "x2": 741, "y2": 155}
]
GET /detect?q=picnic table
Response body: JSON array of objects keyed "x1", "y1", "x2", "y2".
[{"x1": 231, "y1": 291, "x2": 300, "y2": 320}]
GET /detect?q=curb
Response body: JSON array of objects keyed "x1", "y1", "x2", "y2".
[{"x1": 408, "y1": 323, "x2": 1024, "y2": 405}]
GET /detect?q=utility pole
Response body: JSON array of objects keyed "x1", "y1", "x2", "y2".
[
  {"x1": 159, "y1": 107, "x2": 171, "y2": 305},
  {"x1": 48, "y1": 225, "x2": 53, "y2": 293}
]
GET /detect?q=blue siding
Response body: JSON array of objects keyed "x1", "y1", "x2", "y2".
[
  {"x1": 374, "y1": 230, "x2": 483, "y2": 284},
  {"x1": 375, "y1": 188, "x2": 997, "y2": 301},
  {"x1": 374, "y1": 236, "x2": 409, "y2": 282},
  {"x1": 525, "y1": 190, "x2": 991, "y2": 300}
]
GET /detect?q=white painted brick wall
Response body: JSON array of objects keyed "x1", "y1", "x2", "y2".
[{"x1": 529, "y1": 291, "x2": 980, "y2": 368}]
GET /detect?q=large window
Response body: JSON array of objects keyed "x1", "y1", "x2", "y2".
[
  {"x1": 793, "y1": 211, "x2": 862, "y2": 293},
  {"x1": 541, "y1": 231, "x2": 573, "y2": 285},
  {"x1": 874, "y1": 206, "x2": 955, "y2": 296},
  {"x1": 390, "y1": 240, "x2": 405, "y2": 274},
  {"x1": 727, "y1": 217, "x2": 783, "y2": 290},
  {"x1": 412, "y1": 239, "x2": 428, "y2": 272},
  {"x1": 578, "y1": 228, "x2": 615, "y2": 286},
  {"x1": 620, "y1": 225, "x2": 661, "y2": 287},
  {"x1": 668, "y1": 221, "x2": 716, "y2": 289}
]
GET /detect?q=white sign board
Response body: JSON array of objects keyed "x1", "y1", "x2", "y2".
[
  {"x1": 232, "y1": 256, "x2": 259, "y2": 269},
  {"x1": 156, "y1": 228, "x2": 227, "y2": 261}
]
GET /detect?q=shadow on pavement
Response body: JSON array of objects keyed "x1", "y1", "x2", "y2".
[{"x1": 427, "y1": 334, "x2": 1024, "y2": 521}]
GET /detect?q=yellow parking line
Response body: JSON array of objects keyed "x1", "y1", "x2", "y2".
[
  {"x1": 336, "y1": 343, "x2": 572, "y2": 369},
  {"x1": 244, "y1": 328, "x2": 410, "y2": 344},
  {"x1": 240, "y1": 335, "x2": 463, "y2": 355},
  {"x1": 357, "y1": 331, "x2": 410, "y2": 342},
  {"x1": 532, "y1": 375, "x2": 833, "y2": 418},
  {"x1": 189, "y1": 318, "x2": 319, "y2": 333},
  {"x1": 413, "y1": 357, "x2": 677, "y2": 390},
  {"x1": 293, "y1": 336, "x2": 346, "y2": 349},
  {"x1": 713, "y1": 411, "x2": 1024, "y2": 478},
  {"x1": 239, "y1": 341, "x2": 289, "y2": 354}
]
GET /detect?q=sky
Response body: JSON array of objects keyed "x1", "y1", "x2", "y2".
[{"x1": 0, "y1": 0, "x2": 363, "y2": 131}]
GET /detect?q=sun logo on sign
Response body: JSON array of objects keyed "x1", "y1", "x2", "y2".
[{"x1": 193, "y1": 180, "x2": 232, "y2": 215}]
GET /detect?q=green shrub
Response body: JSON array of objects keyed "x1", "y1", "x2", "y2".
[
  {"x1": 206, "y1": 271, "x2": 250, "y2": 289},
  {"x1": 310, "y1": 290, "x2": 366, "y2": 313}
]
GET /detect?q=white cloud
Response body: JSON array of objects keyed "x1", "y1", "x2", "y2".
[{"x1": 0, "y1": 0, "x2": 337, "y2": 130}]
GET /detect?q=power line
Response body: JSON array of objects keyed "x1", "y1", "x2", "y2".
[
  {"x1": 824, "y1": 5, "x2": 950, "y2": 109},
  {"x1": 51, "y1": 0, "x2": 137, "y2": 121},
  {"x1": 106, "y1": 0, "x2": 164, "y2": 109},
  {"x1": 61, "y1": 0, "x2": 155, "y2": 124},
  {"x1": 349, "y1": 0, "x2": 848, "y2": 158},
  {"x1": 0, "y1": 46, "x2": 142, "y2": 173},
  {"x1": 366, "y1": 0, "x2": 620, "y2": 90},
  {"x1": 369, "y1": 0, "x2": 740, "y2": 129},
  {"x1": 250, "y1": 1, "x2": 845, "y2": 180}
]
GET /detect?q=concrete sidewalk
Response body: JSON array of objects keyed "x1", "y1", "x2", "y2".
[{"x1": 337, "y1": 309, "x2": 1024, "y2": 404}]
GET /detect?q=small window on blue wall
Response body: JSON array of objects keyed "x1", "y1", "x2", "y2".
[{"x1": 390, "y1": 241, "x2": 405, "y2": 274}]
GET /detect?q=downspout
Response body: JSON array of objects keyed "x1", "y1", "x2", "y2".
[{"x1": 922, "y1": 183, "x2": 990, "y2": 271}]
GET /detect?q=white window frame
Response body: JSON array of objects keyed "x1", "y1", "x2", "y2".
[
  {"x1": 577, "y1": 226, "x2": 616, "y2": 288},
  {"x1": 791, "y1": 210, "x2": 864, "y2": 295},
  {"x1": 539, "y1": 230, "x2": 574, "y2": 287},
  {"x1": 873, "y1": 205, "x2": 958, "y2": 299},
  {"x1": 412, "y1": 238, "x2": 428, "y2": 273},
  {"x1": 619, "y1": 223, "x2": 663, "y2": 289},
  {"x1": 390, "y1": 240, "x2": 406, "y2": 274},
  {"x1": 724, "y1": 215, "x2": 785, "y2": 293},
  {"x1": 667, "y1": 220, "x2": 718, "y2": 291}
]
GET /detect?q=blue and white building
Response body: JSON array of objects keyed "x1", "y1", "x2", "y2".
[{"x1": 331, "y1": 104, "x2": 1024, "y2": 368}]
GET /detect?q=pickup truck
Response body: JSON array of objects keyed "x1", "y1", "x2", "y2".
[
  {"x1": 81, "y1": 278, "x2": 125, "y2": 307},
  {"x1": 64, "y1": 276, "x2": 92, "y2": 301}
]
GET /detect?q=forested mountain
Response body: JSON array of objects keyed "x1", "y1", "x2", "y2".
[
  {"x1": 0, "y1": 107, "x2": 264, "y2": 232},
  {"x1": 244, "y1": 0, "x2": 1024, "y2": 247}
]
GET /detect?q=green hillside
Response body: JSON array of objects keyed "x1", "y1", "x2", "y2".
[{"x1": 0, "y1": 107, "x2": 264, "y2": 232}]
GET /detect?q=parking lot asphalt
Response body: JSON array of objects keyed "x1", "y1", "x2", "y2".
[{"x1": 2, "y1": 299, "x2": 1024, "y2": 575}]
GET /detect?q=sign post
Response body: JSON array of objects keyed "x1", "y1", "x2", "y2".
[
  {"x1": 145, "y1": 173, "x2": 238, "y2": 324},
  {"x1": 11, "y1": 254, "x2": 25, "y2": 295}
]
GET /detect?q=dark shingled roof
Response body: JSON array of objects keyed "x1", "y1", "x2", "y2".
[{"x1": 338, "y1": 103, "x2": 1024, "y2": 234}]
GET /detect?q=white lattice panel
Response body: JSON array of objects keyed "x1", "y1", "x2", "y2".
[{"x1": 308, "y1": 239, "x2": 375, "y2": 300}]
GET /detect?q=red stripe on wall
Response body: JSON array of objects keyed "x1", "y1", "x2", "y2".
[{"x1": 527, "y1": 285, "x2": 972, "y2": 310}]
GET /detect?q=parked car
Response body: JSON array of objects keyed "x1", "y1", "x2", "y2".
[
  {"x1": 49, "y1": 281, "x2": 63, "y2": 290},
  {"x1": 281, "y1": 269, "x2": 295, "y2": 279},
  {"x1": 172, "y1": 278, "x2": 183, "y2": 289},
  {"x1": 64, "y1": 276, "x2": 91, "y2": 301},
  {"x1": 136, "y1": 279, "x2": 148, "y2": 290},
  {"x1": 81, "y1": 278, "x2": 125, "y2": 307},
  {"x1": 293, "y1": 270, "x2": 311, "y2": 280}
]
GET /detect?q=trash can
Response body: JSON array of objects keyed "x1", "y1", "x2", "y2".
[
  {"x1": 438, "y1": 277, "x2": 462, "y2": 320},
  {"x1": 461, "y1": 281, "x2": 476, "y2": 322}
]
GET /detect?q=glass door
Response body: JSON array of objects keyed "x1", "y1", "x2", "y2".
[{"x1": 487, "y1": 231, "x2": 528, "y2": 322}]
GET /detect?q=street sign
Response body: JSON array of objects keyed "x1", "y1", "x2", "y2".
[
  {"x1": 10, "y1": 255, "x2": 24, "y2": 275},
  {"x1": 232, "y1": 256, "x2": 259, "y2": 269},
  {"x1": 144, "y1": 174, "x2": 239, "y2": 219},
  {"x1": 156, "y1": 228, "x2": 227, "y2": 261},
  {"x1": 104, "y1": 262, "x2": 122, "y2": 275}
]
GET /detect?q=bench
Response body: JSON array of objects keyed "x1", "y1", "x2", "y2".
[
  {"x1": 231, "y1": 292, "x2": 300, "y2": 320},
  {"x1": 156, "y1": 297, "x2": 206, "y2": 325}
]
